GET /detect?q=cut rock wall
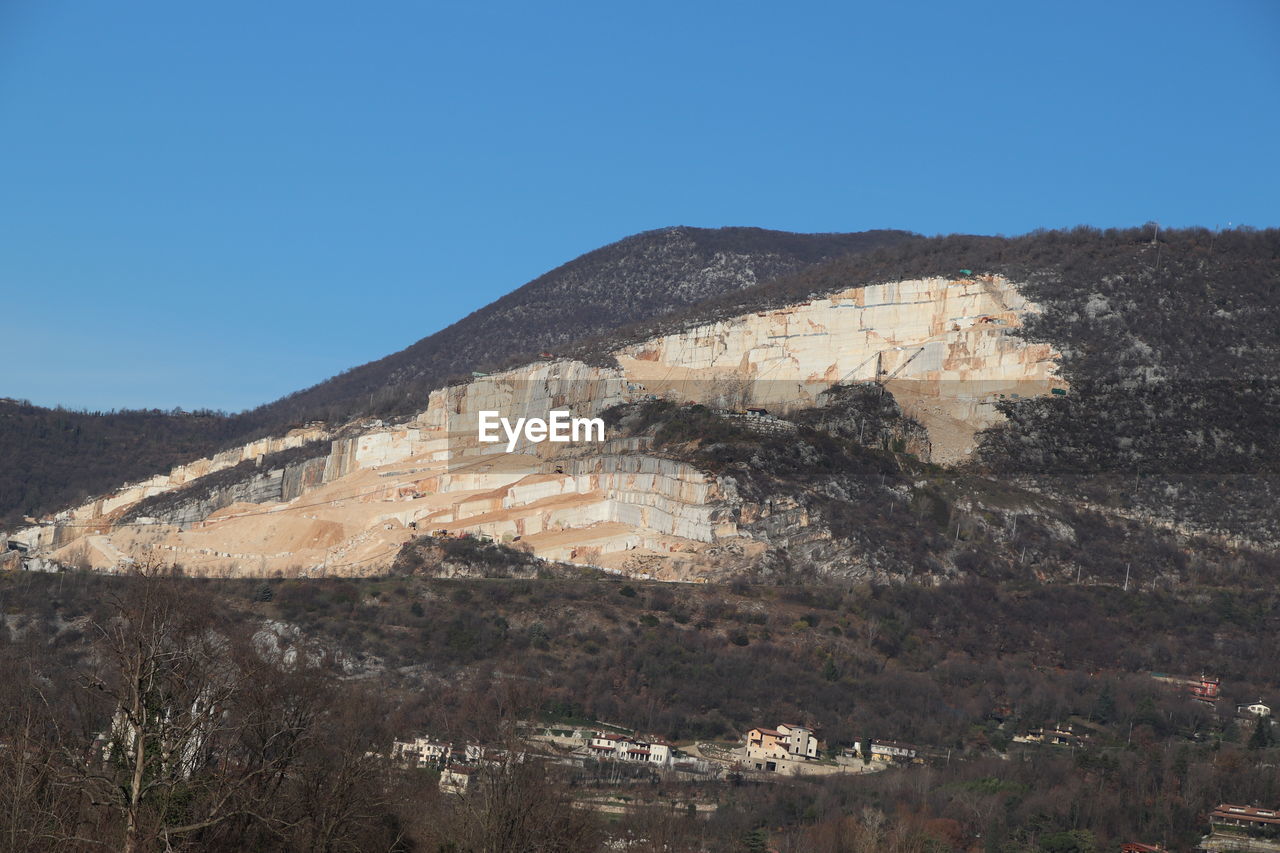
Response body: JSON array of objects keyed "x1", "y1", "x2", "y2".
[{"x1": 8, "y1": 275, "x2": 1061, "y2": 578}]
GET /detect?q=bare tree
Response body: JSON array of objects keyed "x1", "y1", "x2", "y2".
[
  {"x1": 64, "y1": 562, "x2": 400, "y2": 852},
  {"x1": 76, "y1": 563, "x2": 244, "y2": 852},
  {"x1": 0, "y1": 655, "x2": 83, "y2": 850},
  {"x1": 428, "y1": 749, "x2": 598, "y2": 853}
]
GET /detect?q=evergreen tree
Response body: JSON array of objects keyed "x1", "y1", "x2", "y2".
[
  {"x1": 1248, "y1": 714, "x2": 1272, "y2": 750},
  {"x1": 821, "y1": 656, "x2": 839, "y2": 682},
  {"x1": 1091, "y1": 683, "x2": 1116, "y2": 724}
]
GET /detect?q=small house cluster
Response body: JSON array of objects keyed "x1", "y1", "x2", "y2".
[
  {"x1": 587, "y1": 731, "x2": 673, "y2": 767},
  {"x1": 845, "y1": 739, "x2": 947, "y2": 765},
  {"x1": 391, "y1": 735, "x2": 484, "y2": 768},
  {"x1": 391, "y1": 734, "x2": 524, "y2": 795}
]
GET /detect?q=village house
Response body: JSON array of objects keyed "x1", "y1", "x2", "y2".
[
  {"x1": 1150, "y1": 672, "x2": 1221, "y2": 703},
  {"x1": 745, "y1": 723, "x2": 820, "y2": 770},
  {"x1": 745, "y1": 728, "x2": 782, "y2": 759},
  {"x1": 438, "y1": 766, "x2": 474, "y2": 796},
  {"x1": 1208, "y1": 803, "x2": 1280, "y2": 831},
  {"x1": 859, "y1": 740, "x2": 920, "y2": 764},
  {"x1": 1236, "y1": 700, "x2": 1272, "y2": 718},
  {"x1": 1195, "y1": 803, "x2": 1280, "y2": 853},
  {"x1": 392, "y1": 735, "x2": 454, "y2": 767},
  {"x1": 391, "y1": 736, "x2": 493, "y2": 769},
  {"x1": 845, "y1": 738, "x2": 950, "y2": 765},
  {"x1": 1012, "y1": 725, "x2": 1087, "y2": 748},
  {"x1": 586, "y1": 731, "x2": 672, "y2": 766},
  {"x1": 777, "y1": 724, "x2": 818, "y2": 759}
]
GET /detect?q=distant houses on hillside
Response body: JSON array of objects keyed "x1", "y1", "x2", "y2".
[
  {"x1": 1236, "y1": 700, "x2": 1272, "y2": 719},
  {"x1": 1012, "y1": 724, "x2": 1090, "y2": 749},
  {"x1": 521, "y1": 722, "x2": 712, "y2": 774},
  {"x1": 390, "y1": 734, "x2": 525, "y2": 795},
  {"x1": 1207, "y1": 803, "x2": 1280, "y2": 832},
  {"x1": 392, "y1": 735, "x2": 482, "y2": 768}
]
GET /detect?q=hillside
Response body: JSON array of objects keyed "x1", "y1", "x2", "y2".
[
  {"x1": 574, "y1": 225, "x2": 1280, "y2": 544},
  {"x1": 5, "y1": 568, "x2": 1280, "y2": 850},
  {"x1": 0, "y1": 401, "x2": 241, "y2": 528},
  {"x1": 9, "y1": 227, "x2": 1277, "y2": 587},
  {"x1": 0, "y1": 226, "x2": 909, "y2": 526},
  {"x1": 5, "y1": 226, "x2": 1280, "y2": 853}
]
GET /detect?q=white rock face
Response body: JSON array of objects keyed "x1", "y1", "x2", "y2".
[
  {"x1": 8, "y1": 425, "x2": 330, "y2": 554},
  {"x1": 14, "y1": 275, "x2": 1060, "y2": 578},
  {"x1": 616, "y1": 275, "x2": 1061, "y2": 460}
]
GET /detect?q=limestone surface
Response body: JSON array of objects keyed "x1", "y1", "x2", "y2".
[{"x1": 13, "y1": 275, "x2": 1061, "y2": 579}]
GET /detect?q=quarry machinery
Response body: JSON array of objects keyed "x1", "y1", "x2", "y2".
[{"x1": 877, "y1": 346, "x2": 927, "y2": 386}]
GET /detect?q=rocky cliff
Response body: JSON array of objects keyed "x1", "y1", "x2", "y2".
[{"x1": 6, "y1": 274, "x2": 1061, "y2": 579}]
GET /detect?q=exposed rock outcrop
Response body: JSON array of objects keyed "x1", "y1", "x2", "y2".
[{"x1": 6, "y1": 275, "x2": 1061, "y2": 579}]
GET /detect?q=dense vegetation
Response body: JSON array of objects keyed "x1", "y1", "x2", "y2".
[
  {"x1": 0, "y1": 400, "x2": 241, "y2": 527},
  {"x1": 600, "y1": 397, "x2": 1279, "y2": 588},
  {"x1": 973, "y1": 228, "x2": 1280, "y2": 545},
  {"x1": 5, "y1": 569, "x2": 1279, "y2": 850}
]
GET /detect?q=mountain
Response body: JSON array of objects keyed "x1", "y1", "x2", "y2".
[
  {"x1": 0, "y1": 226, "x2": 911, "y2": 526},
  {"x1": 12, "y1": 226, "x2": 1277, "y2": 588},
  {"x1": 234, "y1": 226, "x2": 914, "y2": 429},
  {"x1": 5, "y1": 226, "x2": 1279, "y2": 853}
]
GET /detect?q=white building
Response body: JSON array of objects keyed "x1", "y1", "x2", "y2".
[
  {"x1": 777, "y1": 724, "x2": 819, "y2": 759},
  {"x1": 1238, "y1": 700, "x2": 1273, "y2": 718},
  {"x1": 392, "y1": 736, "x2": 453, "y2": 767},
  {"x1": 439, "y1": 766, "x2": 474, "y2": 795},
  {"x1": 853, "y1": 740, "x2": 922, "y2": 763},
  {"x1": 586, "y1": 732, "x2": 672, "y2": 766}
]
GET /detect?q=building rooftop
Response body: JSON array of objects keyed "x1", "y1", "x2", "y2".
[{"x1": 1211, "y1": 803, "x2": 1280, "y2": 825}]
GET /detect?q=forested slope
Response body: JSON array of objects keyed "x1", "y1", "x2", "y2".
[{"x1": 0, "y1": 401, "x2": 240, "y2": 527}]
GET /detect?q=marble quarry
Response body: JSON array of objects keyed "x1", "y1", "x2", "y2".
[{"x1": 7, "y1": 275, "x2": 1062, "y2": 580}]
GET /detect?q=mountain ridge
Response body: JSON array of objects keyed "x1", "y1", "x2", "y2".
[
  {"x1": 1, "y1": 226, "x2": 911, "y2": 525},
  {"x1": 235, "y1": 225, "x2": 915, "y2": 428}
]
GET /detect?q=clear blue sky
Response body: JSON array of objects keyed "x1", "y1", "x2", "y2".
[{"x1": 2, "y1": 0, "x2": 1276, "y2": 412}]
